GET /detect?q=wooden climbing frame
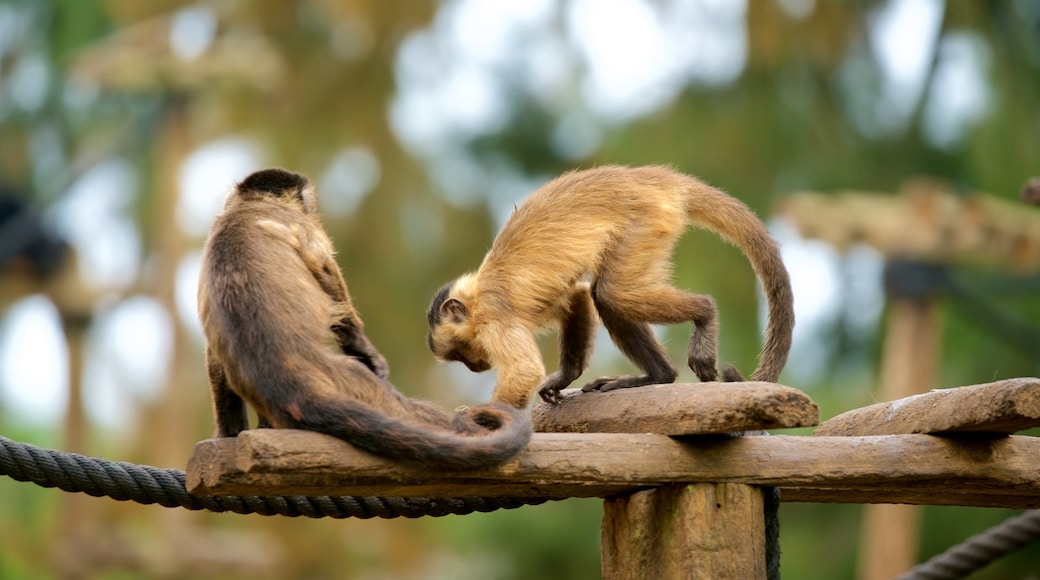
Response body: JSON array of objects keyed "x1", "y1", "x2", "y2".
[{"x1": 186, "y1": 378, "x2": 1040, "y2": 579}]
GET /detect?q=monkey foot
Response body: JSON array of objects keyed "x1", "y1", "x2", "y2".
[
  {"x1": 581, "y1": 375, "x2": 659, "y2": 393},
  {"x1": 721, "y1": 364, "x2": 745, "y2": 382},
  {"x1": 688, "y1": 357, "x2": 719, "y2": 383}
]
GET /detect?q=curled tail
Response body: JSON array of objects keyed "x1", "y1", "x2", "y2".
[
  {"x1": 685, "y1": 181, "x2": 795, "y2": 383},
  {"x1": 277, "y1": 397, "x2": 532, "y2": 470}
]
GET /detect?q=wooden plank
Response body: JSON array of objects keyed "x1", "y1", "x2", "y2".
[
  {"x1": 531, "y1": 381, "x2": 819, "y2": 435},
  {"x1": 815, "y1": 378, "x2": 1040, "y2": 436},
  {"x1": 185, "y1": 430, "x2": 1040, "y2": 508},
  {"x1": 601, "y1": 484, "x2": 765, "y2": 580},
  {"x1": 777, "y1": 187, "x2": 1040, "y2": 271},
  {"x1": 780, "y1": 488, "x2": 1040, "y2": 509}
]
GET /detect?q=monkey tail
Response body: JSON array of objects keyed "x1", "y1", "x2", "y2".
[
  {"x1": 274, "y1": 397, "x2": 533, "y2": 470},
  {"x1": 685, "y1": 182, "x2": 795, "y2": 383}
]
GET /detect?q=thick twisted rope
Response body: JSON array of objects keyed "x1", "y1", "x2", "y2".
[
  {"x1": 896, "y1": 509, "x2": 1040, "y2": 579},
  {"x1": 0, "y1": 435, "x2": 549, "y2": 519}
]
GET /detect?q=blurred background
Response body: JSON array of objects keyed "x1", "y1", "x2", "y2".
[{"x1": 1, "y1": 0, "x2": 1038, "y2": 578}]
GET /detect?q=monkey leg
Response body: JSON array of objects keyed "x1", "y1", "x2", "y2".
[
  {"x1": 206, "y1": 346, "x2": 248, "y2": 437},
  {"x1": 592, "y1": 279, "x2": 720, "y2": 383},
  {"x1": 685, "y1": 297, "x2": 720, "y2": 383},
  {"x1": 582, "y1": 291, "x2": 678, "y2": 393},
  {"x1": 539, "y1": 283, "x2": 598, "y2": 404},
  {"x1": 595, "y1": 225, "x2": 720, "y2": 382}
]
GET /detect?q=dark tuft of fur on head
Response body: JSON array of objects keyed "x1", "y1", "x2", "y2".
[
  {"x1": 427, "y1": 281, "x2": 454, "y2": 328},
  {"x1": 238, "y1": 168, "x2": 309, "y2": 196}
]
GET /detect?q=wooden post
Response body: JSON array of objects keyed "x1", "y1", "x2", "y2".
[
  {"x1": 602, "y1": 483, "x2": 766, "y2": 580},
  {"x1": 186, "y1": 378, "x2": 1040, "y2": 578},
  {"x1": 858, "y1": 297, "x2": 939, "y2": 580}
]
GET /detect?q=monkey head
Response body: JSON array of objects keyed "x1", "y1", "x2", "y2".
[
  {"x1": 229, "y1": 168, "x2": 318, "y2": 213},
  {"x1": 426, "y1": 276, "x2": 492, "y2": 373}
]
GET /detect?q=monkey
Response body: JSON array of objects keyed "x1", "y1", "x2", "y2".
[
  {"x1": 198, "y1": 168, "x2": 531, "y2": 469},
  {"x1": 427, "y1": 165, "x2": 794, "y2": 409}
]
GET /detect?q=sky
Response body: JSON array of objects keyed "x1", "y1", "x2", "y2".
[{"x1": 0, "y1": 0, "x2": 988, "y2": 430}]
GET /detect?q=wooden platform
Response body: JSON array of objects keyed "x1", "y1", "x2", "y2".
[
  {"x1": 186, "y1": 378, "x2": 1040, "y2": 509},
  {"x1": 188, "y1": 429, "x2": 1040, "y2": 509}
]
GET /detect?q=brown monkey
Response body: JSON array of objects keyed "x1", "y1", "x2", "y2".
[
  {"x1": 427, "y1": 165, "x2": 794, "y2": 408},
  {"x1": 198, "y1": 168, "x2": 531, "y2": 468}
]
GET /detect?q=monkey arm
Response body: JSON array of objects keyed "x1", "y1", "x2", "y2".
[
  {"x1": 328, "y1": 301, "x2": 390, "y2": 380},
  {"x1": 483, "y1": 321, "x2": 546, "y2": 409},
  {"x1": 538, "y1": 282, "x2": 597, "y2": 404},
  {"x1": 307, "y1": 248, "x2": 390, "y2": 380},
  {"x1": 205, "y1": 345, "x2": 249, "y2": 437}
]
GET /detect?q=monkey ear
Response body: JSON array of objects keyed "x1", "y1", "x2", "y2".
[
  {"x1": 441, "y1": 298, "x2": 468, "y2": 323},
  {"x1": 298, "y1": 183, "x2": 319, "y2": 213}
]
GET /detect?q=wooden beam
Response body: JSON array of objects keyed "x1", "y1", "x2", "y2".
[
  {"x1": 777, "y1": 185, "x2": 1040, "y2": 272},
  {"x1": 780, "y1": 487, "x2": 1040, "y2": 509},
  {"x1": 186, "y1": 430, "x2": 1040, "y2": 508},
  {"x1": 815, "y1": 378, "x2": 1040, "y2": 436},
  {"x1": 602, "y1": 484, "x2": 766, "y2": 580},
  {"x1": 532, "y1": 381, "x2": 818, "y2": 435}
]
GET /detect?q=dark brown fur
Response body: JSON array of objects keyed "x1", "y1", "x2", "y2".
[
  {"x1": 199, "y1": 168, "x2": 531, "y2": 468},
  {"x1": 427, "y1": 165, "x2": 794, "y2": 408}
]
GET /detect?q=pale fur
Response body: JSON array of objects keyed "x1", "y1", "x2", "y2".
[{"x1": 428, "y1": 165, "x2": 794, "y2": 408}]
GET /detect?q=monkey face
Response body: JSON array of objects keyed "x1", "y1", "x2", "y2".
[
  {"x1": 447, "y1": 342, "x2": 492, "y2": 373},
  {"x1": 426, "y1": 277, "x2": 492, "y2": 372},
  {"x1": 427, "y1": 324, "x2": 492, "y2": 372}
]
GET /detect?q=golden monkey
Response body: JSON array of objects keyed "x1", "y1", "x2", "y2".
[
  {"x1": 427, "y1": 165, "x2": 794, "y2": 408},
  {"x1": 199, "y1": 168, "x2": 531, "y2": 468}
]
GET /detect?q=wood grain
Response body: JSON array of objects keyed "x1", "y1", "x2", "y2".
[
  {"x1": 815, "y1": 378, "x2": 1040, "y2": 436},
  {"x1": 186, "y1": 429, "x2": 1040, "y2": 508},
  {"x1": 532, "y1": 381, "x2": 819, "y2": 435},
  {"x1": 602, "y1": 484, "x2": 765, "y2": 580}
]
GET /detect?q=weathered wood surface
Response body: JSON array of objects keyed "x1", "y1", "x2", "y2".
[
  {"x1": 532, "y1": 382, "x2": 819, "y2": 435},
  {"x1": 602, "y1": 484, "x2": 765, "y2": 580},
  {"x1": 187, "y1": 429, "x2": 1040, "y2": 508},
  {"x1": 815, "y1": 378, "x2": 1040, "y2": 436}
]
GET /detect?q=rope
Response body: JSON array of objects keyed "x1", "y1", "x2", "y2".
[
  {"x1": 0, "y1": 435, "x2": 549, "y2": 519},
  {"x1": 897, "y1": 510, "x2": 1040, "y2": 580}
]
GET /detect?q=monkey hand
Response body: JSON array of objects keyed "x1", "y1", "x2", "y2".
[
  {"x1": 344, "y1": 345, "x2": 389, "y2": 379},
  {"x1": 537, "y1": 371, "x2": 579, "y2": 405},
  {"x1": 363, "y1": 351, "x2": 390, "y2": 380}
]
